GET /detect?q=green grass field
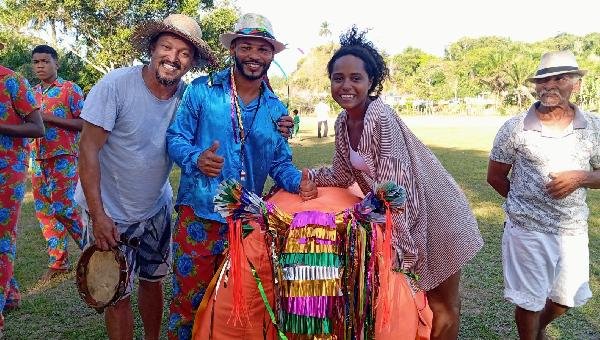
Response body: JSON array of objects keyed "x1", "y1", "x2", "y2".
[{"x1": 4, "y1": 116, "x2": 599, "y2": 339}]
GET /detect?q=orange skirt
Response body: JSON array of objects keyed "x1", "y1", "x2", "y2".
[{"x1": 192, "y1": 187, "x2": 432, "y2": 339}]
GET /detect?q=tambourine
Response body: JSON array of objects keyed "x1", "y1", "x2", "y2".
[{"x1": 75, "y1": 237, "x2": 138, "y2": 312}]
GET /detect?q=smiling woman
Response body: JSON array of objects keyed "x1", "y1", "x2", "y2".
[{"x1": 308, "y1": 26, "x2": 484, "y2": 340}]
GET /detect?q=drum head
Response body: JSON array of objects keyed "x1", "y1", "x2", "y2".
[{"x1": 76, "y1": 245, "x2": 128, "y2": 310}]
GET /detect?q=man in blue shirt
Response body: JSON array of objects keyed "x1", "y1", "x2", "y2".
[{"x1": 166, "y1": 13, "x2": 317, "y2": 338}]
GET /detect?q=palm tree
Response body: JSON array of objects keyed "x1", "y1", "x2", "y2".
[{"x1": 319, "y1": 21, "x2": 331, "y2": 39}]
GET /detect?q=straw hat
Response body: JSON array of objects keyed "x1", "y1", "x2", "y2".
[
  {"x1": 528, "y1": 51, "x2": 587, "y2": 82},
  {"x1": 219, "y1": 13, "x2": 286, "y2": 54},
  {"x1": 132, "y1": 13, "x2": 216, "y2": 66}
]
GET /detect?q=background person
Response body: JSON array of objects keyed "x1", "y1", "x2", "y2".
[
  {"x1": 30, "y1": 44, "x2": 85, "y2": 281},
  {"x1": 487, "y1": 51, "x2": 600, "y2": 340},
  {"x1": 292, "y1": 108, "x2": 300, "y2": 138},
  {"x1": 315, "y1": 99, "x2": 329, "y2": 138}
]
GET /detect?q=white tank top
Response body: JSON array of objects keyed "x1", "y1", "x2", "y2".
[{"x1": 347, "y1": 129, "x2": 373, "y2": 177}]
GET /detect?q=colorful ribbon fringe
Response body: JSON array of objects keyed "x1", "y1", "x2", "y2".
[{"x1": 212, "y1": 180, "x2": 408, "y2": 339}]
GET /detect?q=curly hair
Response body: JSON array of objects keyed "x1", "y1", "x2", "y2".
[{"x1": 327, "y1": 26, "x2": 389, "y2": 97}]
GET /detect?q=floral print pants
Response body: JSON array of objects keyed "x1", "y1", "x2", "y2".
[
  {"x1": 168, "y1": 205, "x2": 227, "y2": 340},
  {"x1": 32, "y1": 155, "x2": 83, "y2": 270},
  {"x1": 0, "y1": 166, "x2": 25, "y2": 329}
]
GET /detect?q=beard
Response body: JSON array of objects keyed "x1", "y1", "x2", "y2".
[
  {"x1": 155, "y1": 60, "x2": 182, "y2": 86},
  {"x1": 234, "y1": 54, "x2": 271, "y2": 81}
]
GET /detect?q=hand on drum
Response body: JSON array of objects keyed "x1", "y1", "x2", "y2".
[
  {"x1": 299, "y1": 168, "x2": 318, "y2": 201},
  {"x1": 92, "y1": 212, "x2": 119, "y2": 250},
  {"x1": 197, "y1": 140, "x2": 224, "y2": 177}
]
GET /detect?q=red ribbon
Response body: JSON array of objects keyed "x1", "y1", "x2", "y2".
[
  {"x1": 227, "y1": 217, "x2": 250, "y2": 326},
  {"x1": 378, "y1": 201, "x2": 393, "y2": 330}
]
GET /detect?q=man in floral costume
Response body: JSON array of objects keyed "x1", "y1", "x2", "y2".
[
  {"x1": 30, "y1": 44, "x2": 85, "y2": 280},
  {"x1": 166, "y1": 13, "x2": 317, "y2": 339},
  {"x1": 0, "y1": 43, "x2": 45, "y2": 334}
]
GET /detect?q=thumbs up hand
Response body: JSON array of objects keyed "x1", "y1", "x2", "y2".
[
  {"x1": 299, "y1": 168, "x2": 318, "y2": 201},
  {"x1": 197, "y1": 140, "x2": 224, "y2": 177}
]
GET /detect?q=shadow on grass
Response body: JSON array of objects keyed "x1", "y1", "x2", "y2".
[{"x1": 5, "y1": 143, "x2": 598, "y2": 339}]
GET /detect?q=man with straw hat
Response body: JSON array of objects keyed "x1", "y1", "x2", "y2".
[
  {"x1": 487, "y1": 51, "x2": 600, "y2": 339},
  {"x1": 75, "y1": 14, "x2": 216, "y2": 340},
  {"x1": 0, "y1": 42, "x2": 45, "y2": 335},
  {"x1": 166, "y1": 12, "x2": 317, "y2": 339}
]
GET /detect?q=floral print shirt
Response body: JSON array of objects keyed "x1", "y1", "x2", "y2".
[
  {"x1": 490, "y1": 103, "x2": 600, "y2": 235},
  {"x1": 32, "y1": 77, "x2": 84, "y2": 159},
  {"x1": 0, "y1": 65, "x2": 38, "y2": 169}
]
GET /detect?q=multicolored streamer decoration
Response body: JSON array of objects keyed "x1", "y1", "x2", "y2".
[{"x1": 213, "y1": 180, "x2": 407, "y2": 339}]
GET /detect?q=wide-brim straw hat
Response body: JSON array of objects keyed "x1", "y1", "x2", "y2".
[
  {"x1": 219, "y1": 13, "x2": 286, "y2": 54},
  {"x1": 132, "y1": 13, "x2": 217, "y2": 67},
  {"x1": 527, "y1": 50, "x2": 587, "y2": 82}
]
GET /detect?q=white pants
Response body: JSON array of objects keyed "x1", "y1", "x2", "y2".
[{"x1": 502, "y1": 219, "x2": 592, "y2": 312}]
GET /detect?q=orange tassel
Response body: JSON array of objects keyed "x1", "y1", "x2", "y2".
[
  {"x1": 379, "y1": 201, "x2": 393, "y2": 329},
  {"x1": 227, "y1": 217, "x2": 250, "y2": 326}
]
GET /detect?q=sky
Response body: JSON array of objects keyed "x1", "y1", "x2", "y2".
[{"x1": 237, "y1": 0, "x2": 599, "y2": 76}]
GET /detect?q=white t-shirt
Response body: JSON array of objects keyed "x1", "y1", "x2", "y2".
[
  {"x1": 75, "y1": 65, "x2": 185, "y2": 223},
  {"x1": 315, "y1": 101, "x2": 330, "y2": 121}
]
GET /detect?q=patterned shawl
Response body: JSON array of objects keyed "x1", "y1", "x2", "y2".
[{"x1": 310, "y1": 97, "x2": 483, "y2": 290}]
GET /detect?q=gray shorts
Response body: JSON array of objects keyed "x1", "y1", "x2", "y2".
[{"x1": 82, "y1": 204, "x2": 173, "y2": 298}]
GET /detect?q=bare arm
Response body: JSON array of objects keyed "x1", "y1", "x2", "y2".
[
  {"x1": 546, "y1": 169, "x2": 600, "y2": 199},
  {"x1": 582, "y1": 170, "x2": 600, "y2": 189},
  {"x1": 78, "y1": 120, "x2": 118, "y2": 250},
  {"x1": 487, "y1": 159, "x2": 512, "y2": 198},
  {"x1": 42, "y1": 115, "x2": 83, "y2": 131},
  {"x1": 0, "y1": 109, "x2": 45, "y2": 138}
]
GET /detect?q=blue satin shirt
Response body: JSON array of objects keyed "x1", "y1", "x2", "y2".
[{"x1": 166, "y1": 68, "x2": 301, "y2": 222}]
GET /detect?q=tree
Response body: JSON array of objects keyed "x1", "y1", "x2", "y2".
[
  {"x1": 291, "y1": 43, "x2": 337, "y2": 96},
  {"x1": 198, "y1": 5, "x2": 239, "y2": 70},
  {"x1": 388, "y1": 48, "x2": 441, "y2": 96},
  {"x1": 1, "y1": 0, "x2": 219, "y2": 75},
  {"x1": 0, "y1": 30, "x2": 42, "y2": 74},
  {"x1": 319, "y1": 21, "x2": 332, "y2": 39}
]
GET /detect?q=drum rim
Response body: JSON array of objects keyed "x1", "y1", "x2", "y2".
[{"x1": 75, "y1": 245, "x2": 129, "y2": 310}]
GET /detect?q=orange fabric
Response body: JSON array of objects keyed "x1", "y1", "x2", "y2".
[
  {"x1": 193, "y1": 187, "x2": 432, "y2": 339},
  {"x1": 373, "y1": 226, "x2": 432, "y2": 340},
  {"x1": 193, "y1": 224, "x2": 276, "y2": 340},
  {"x1": 267, "y1": 186, "x2": 362, "y2": 213}
]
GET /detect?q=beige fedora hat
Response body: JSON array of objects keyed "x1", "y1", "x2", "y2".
[
  {"x1": 132, "y1": 13, "x2": 217, "y2": 66},
  {"x1": 527, "y1": 50, "x2": 587, "y2": 82},
  {"x1": 219, "y1": 13, "x2": 286, "y2": 54}
]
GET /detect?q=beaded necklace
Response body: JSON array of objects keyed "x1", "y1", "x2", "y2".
[{"x1": 229, "y1": 67, "x2": 262, "y2": 183}]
